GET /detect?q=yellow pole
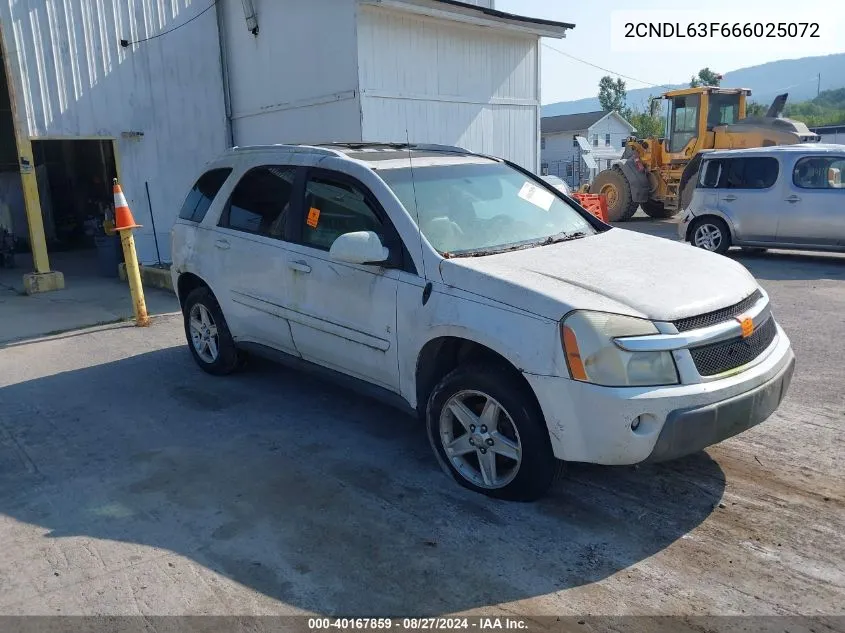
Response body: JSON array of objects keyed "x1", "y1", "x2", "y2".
[
  {"x1": 0, "y1": 23, "x2": 63, "y2": 293},
  {"x1": 119, "y1": 228, "x2": 150, "y2": 327}
]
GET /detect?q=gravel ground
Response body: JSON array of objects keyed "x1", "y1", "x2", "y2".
[{"x1": 0, "y1": 227, "x2": 842, "y2": 622}]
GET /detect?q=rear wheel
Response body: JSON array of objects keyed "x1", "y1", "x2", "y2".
[
  {"x1": 641, "y1": 199, "x2": 677, "y2": 219},
  {"x1": 591, "y1": 169, "x2": 638, "y2": 222},
  {"x1": 690, "y1": 217, "x2": 731, "y2": 255},
  {"x1": 426, "y1": 364, "x2": 558, "y2": 501},
  {"x1": 183, "y1": 287, "x2": 241, "y2": 375}
]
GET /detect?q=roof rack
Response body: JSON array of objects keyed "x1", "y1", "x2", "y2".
[
  {"x1": 321, "y1": 142, "x2": 471, "y2": 154},
  {"x1": 230, "y1": 144, "x2": 345, "y2": 157}
]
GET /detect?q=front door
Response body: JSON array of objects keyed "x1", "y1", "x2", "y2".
[
  {"x1": 776, "y1": 154, "x2": 845, "y2": 247},
  {"x1": 281, "y1": 169, "x2": 400, "y2": 391}
]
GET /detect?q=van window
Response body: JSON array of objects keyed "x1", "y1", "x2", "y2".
[
  {"x1": 178, "y1": 168, "x2": 231, "y2": 222},
  {"x1": 219, "y1": 166, "x2": 297, "y2": 238},
  {"x1": 699, "y1": 157, "x2": 778, "y2": 190},
  {"x1": 793, "y1": 156, "x2": 845, "y2": 189}
]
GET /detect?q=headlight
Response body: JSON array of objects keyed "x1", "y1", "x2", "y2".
[{"x1": 560, "y1": 311, "x2": 679, "y2": 387}]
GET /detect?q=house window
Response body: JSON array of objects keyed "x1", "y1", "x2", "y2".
[
  {"x1": 592, "y1": 134, "x2": 599, "y2": 147},
  {"x1": 572, "y1": 135, "x2": 578, "y2": 147},
  {"x1": 621, "y1": 138, "x2": 626, "y2": 148},
  {"x1": 541, "y1": 137, "x2": 546, "y2": 150},
  {"x1": 566, "y1": 163, "x2": 573, "y2": 177},
  {"x1": 605, "y1": 133, "x2": 611, "y2": 146}
]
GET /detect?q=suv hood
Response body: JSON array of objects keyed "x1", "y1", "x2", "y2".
[{"x1": 438, "y1": 229, "x2": 759, "y2": 322}]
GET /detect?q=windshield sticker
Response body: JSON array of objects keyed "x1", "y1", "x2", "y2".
[
  {"x1": 518, "y1": 182, "x2": 554, "y2": 211},
  {"x1": 306, "y1": 207, "x2": 321, "y2": 228}
]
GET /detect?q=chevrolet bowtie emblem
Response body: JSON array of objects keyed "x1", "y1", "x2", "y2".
[{"x1": 736, "y1": 316, "x2": 754, "y2": 338}]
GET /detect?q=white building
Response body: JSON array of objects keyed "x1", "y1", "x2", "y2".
[
  {"x1": 0, "y1": 0, "x2": 572, "y2": 285},
  {"x1": 540, "y1": 110, "x2": 634, "y2": 188},
  {"x1": 810, "y1": 125, "x2": 845, "y2": 144}
]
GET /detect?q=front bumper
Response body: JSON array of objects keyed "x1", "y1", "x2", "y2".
[
  {"x1": 524, "y1": 323, "x2": 794, "y2": 465},
  {"x1": 677, "y1": 210, "x2": 693, "y2": 241},
  {"x1": 645, "y1": 353, "x2": 794, "y2": 462}
]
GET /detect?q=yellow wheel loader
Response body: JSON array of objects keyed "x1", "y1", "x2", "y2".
[{"x1": 591, "y1": 87, "x2": 820, "y2": 222}]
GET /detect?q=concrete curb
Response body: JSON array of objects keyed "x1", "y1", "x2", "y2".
[{"x1": 118, "y1": 263, "x2": 174, "y2": 292}]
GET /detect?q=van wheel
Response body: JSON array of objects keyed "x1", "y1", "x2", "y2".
[
  {"x1": 183, "y1": 287, "x2": 241, "y2": 376},
  {"x1": 690, "y1": 217, "x2": 731, "y2": 255},
  {"x1": 426, "y1": 364, "x2": 558, "y2": 501}
]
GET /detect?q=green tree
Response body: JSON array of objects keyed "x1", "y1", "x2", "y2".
[
  {"x1": 628, "y1": 111, "x2": 664, "y2": 138},
  {"x1": 745, "y1": 102, "x2": 767, "y2": 117},
  {"x1": 598, "y1": 76, "x2": 627, "y2": 112},
  {"x1": 690, "y1": 68, "x2": 722, "y2": 88}
]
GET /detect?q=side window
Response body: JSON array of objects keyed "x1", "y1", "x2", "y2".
[
  {"x1": 722, "y1": 157, "x2": 778, "y2": 190},
  {"x1": 219, "y1": 166, "x2": 297, "y2": 238},
  {"x1": 301, "y1": 175, "x2": 383, "y2": 251},
  {"x1": 178, "y1": 168, "x2": 231, "y2": 222},
  {"x1": 699, "y1": 160, "x2": 723, "y2": 188},
  {"x1": 793, "y1": 157, "x2": 845, "y2": 189},
  {"x1": 605, "y1": 133, "x2": 611, "y2": 146}
]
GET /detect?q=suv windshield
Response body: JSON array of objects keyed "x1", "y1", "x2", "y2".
[{"x1": 378, "y1": 161, "x2": 596, "y2": 256}]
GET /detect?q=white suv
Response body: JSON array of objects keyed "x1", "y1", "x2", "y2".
[{"x1": 171, "y1": 143, "x2": 795, "y2": 501}]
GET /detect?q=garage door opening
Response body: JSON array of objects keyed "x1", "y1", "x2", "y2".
[{"x1": 30, "y1": 139, "x2": 122, "y2": 277}]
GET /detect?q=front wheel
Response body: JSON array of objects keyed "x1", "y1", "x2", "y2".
[
  {"x1": 426, "y1": 364, "x2": 558, "y2": 501},
  {"x1": 690, "y1": 217, "x2": 731, "y2": 255},
  {"x1": 591, "y1": 169, "x2": 637, "y2": 222}
]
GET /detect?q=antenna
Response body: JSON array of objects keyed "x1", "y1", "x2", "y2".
[{"x1": 405, "y1": 127, "x2": 428, "y2": 278}]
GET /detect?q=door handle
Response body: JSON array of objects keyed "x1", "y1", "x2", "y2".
[
  {"x1": 786, "y1": 195, "x2": 801, "y2": 203},
  {"x1": 722, "y1": 195, "x2": 737, "y2": 202},
  {"x1": 214, "y1": 239, "x2": 230, "y2": 250},
  {"x1": 288, "y1": 260, "x2": 312, "y2": 274}
]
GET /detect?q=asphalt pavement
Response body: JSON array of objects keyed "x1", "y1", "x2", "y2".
[{"x1": 0, "y1": 224, "x2": 843, "y2": 619}]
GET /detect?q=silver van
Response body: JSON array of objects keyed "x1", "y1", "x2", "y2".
[{"x1": 678, "y1": 144, "x2": 845, "y2": 254}]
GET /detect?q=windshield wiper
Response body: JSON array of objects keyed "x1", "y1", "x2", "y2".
[{"x1": 539, "y1": 231, "x2": 587, "y2": 246}]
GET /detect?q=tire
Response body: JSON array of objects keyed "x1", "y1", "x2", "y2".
[
  {"x1": 591, "y1": 169, "x2": 638, "y2": 222},
  {"x1": 426, "y1": 363, "x2": 558, "y2": 501},
  {"x1": 183, "y1": 286, "x2": 241, "y2": 376},
  {"x1": 641, "y1": 199, "x2": 678, "y2": 219},
  {"x1": 690, "y1": 217, "x2": 731, "y2": 255}
]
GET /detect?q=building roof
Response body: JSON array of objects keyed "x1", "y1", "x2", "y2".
[
  {"x1": 541, "y1": 111, "x2": 611, "y2": 135},
  {"x1": 431, "y1": 0, "x2": 575, "y2": 30},
  {"x1": 366, "y1": 0, "x2": 574, "y2": 38},
  {"x1": 810, "y1": 125, "x2": 845, "y2": 134}
]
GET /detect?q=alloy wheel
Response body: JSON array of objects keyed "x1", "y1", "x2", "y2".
[
  {"x1": 693, "y1": 223, "x2": 723, "y2": 251},
  {"x1": 438, "y1": 390, "x2": 522, "y2": 489},
  {"x1": 189, "y1": 303, "x2": 219, "y2": 364}
]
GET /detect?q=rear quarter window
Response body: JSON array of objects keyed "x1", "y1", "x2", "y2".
[{"x1": 178, "y1": 168, "x2": 232, "y2": 223}]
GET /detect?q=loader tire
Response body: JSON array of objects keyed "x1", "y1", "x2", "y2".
[
  {"x1": 591, "y1": 169, "x2": 638, "y2": 222},
  {"x1": 641, "y1": 199, "x2": 678, "y2": 219}
]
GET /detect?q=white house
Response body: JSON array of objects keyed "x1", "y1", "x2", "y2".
[
  {"x1": 0, "y1": 0, "x2": 572, "y2": 288},
  {"x1": 540, "y1": 110, "x2": 635, "y2": 187}
]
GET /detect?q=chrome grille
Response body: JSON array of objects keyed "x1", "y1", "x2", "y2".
[
  {"x1": 690, "y1": 317, "x2": 777, "y2": 376},
  {"x1": 673, "y1": 290, "x2": 763, "y2": 333}
]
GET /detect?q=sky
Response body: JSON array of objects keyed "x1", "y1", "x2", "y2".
[{"x1": 496, "y1": 0, "x2": 845, "y2": 105}]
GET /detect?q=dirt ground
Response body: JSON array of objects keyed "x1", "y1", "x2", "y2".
[{"x1": 0, "y1": 233, "x2": 842, "y2": 623}]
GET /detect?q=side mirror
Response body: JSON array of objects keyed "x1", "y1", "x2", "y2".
[{"x1": 329, "y1": 231, "x2": 390, "y2": 265}]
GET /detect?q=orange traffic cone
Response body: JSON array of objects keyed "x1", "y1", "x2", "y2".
[{"x1": 113, "y1": 179, "x2": 141, "y2": 231}]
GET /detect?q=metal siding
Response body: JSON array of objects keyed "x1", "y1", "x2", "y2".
[
  {"x1": 0, "y1": 0, "x2": 228, "y2": 264},
  {"x1": 222, "y1": 0, "x2": 362, "y2": 145},
  {"x1": 357, "y1": 7, "x2": 539, "y2": 170}
]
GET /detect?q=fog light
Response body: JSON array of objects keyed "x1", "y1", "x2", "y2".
[{"x1": 631, "y1": 416, "x2": 642, "y2": 431}]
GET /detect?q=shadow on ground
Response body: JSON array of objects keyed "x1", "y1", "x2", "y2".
[{"x1": 0, "y1": 346, "x2": 725, "y2": 614}]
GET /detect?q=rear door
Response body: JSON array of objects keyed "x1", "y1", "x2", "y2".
[
  {"x1": 714, "y1": 156, "x2": 781, "y2": 242},
  {"x1": 280, "y1": 168, "x2": 402, "y2": 391},
  {"x1": 212, "y1": 165, "x2": 302, "y2": 355},
  {"x1": 776, "y1": 154, "x2": 845, "y2": 246}
]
